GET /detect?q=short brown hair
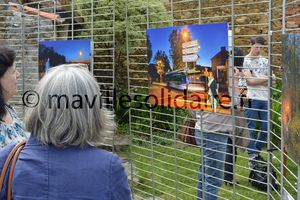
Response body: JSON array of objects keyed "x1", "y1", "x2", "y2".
[{"x1": 250, "y1": 36, "x2": 266, "y2": 45}]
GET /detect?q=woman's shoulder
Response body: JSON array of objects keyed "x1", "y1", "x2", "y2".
[
  {"x1": 88, "y1": 147, "x2": 123, "y2": 167},
  {"x1": 75, "y1": 145, "x2": 117, "y2": 161},
  {"x1": 6, "y1": 104, "x2": 24, "y2": 126},
  {"x1": 0, "y1": 143, "x2": 15, "y2": 156},
  {"x1": 0, "y1": 143, "x2": 16, "y2": 168},
  {"x1": 91, "y1": 146, "x2": 114, "y2": 156},
  {"x1": 5, "y1": 104, "x2": 22, "y2": 122},
  {"x1": 5, "y1": 104, "x2": 17, "y2": 113},
  {"x1": 0, "y1": 105, "x2": 27, "y2": 148}
]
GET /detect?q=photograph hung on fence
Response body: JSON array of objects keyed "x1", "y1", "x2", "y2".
[
  {"x1": 282, "y1": 33, "x2": 300, "y2": 165},
  {"x1": 147, "y1": 22, "x2": 230, "y2": 114},
  {"x1": 38, "y1": 40, "x2": 92, "y2": 79}
]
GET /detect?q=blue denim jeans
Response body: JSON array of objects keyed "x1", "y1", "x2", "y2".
[
  {"x1": 244, "y1": 99, "x2": 268, "y2": 156},
  {"x1": 195, "y1": 130, "x2": 228, "y2": 200}
]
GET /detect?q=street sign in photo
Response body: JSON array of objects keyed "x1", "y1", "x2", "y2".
[
  {"x1": 182, "y1": 54, "x2": 199, "y2": 62},
  {"x1": 182, "y1": 46, "x2": 200, "y2": 55},
  {"x1": 182, "y1": 40, "x2": 200, "y2": 62},
  {"x1": 182, "y1": 40, "x2": 199, "y2": 48}
]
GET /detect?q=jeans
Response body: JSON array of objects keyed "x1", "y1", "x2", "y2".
[
  {"x1": 195, "y1": 130, "x2": 228, "y2": 200},
  {"x1": 224, "y1": 137, "x2": 237, "y2": 183},
  {"x1": 244, "y1": 99, "x2": 268, "y2": 156}
]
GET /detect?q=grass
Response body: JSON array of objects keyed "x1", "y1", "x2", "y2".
[{"x1": 122, "y1": 141, "x2": 298, "y2": 200}]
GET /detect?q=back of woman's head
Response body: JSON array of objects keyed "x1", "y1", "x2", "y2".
[
  {"x1": 0, "y1": 46, "x2": 16, "y2": 119},
  {"x1": 25, "y1": 64, "x2": 115, "y2": 148}
]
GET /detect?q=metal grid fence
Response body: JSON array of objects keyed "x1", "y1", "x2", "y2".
[
  {"x1": 126, "y1": 0, "x2": 300, "y2": 199},
  {"x1": 1, "y1": 0, "x2": 299, "y2": 199},
  {"x1": 0, "y1": 0, "x2": 115, "y2": 147}
]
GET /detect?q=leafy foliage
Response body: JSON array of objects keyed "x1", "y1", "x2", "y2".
[
  {"x1": 147, "y1": 34, "x2": 152, "y2": 63},
  {"x1": 169, "y1": 30, "x2": 184, "y2": 70},
  {"x1": 74, "y1": 0, "x2": 170, "y2": 130}
]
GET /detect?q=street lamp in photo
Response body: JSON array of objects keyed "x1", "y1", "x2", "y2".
[
  {"x1": 180, "y1": 28, "x2": 190, "y2": 42},
  {"x1": 79, "y1": 50, "x2": 83, "y2": 57},
  {"x1": 156, "y1": 60, "x2": 164, "y2": 83}
]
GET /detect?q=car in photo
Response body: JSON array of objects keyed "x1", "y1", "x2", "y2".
[{"x1": 164, "y1": 70, "x2": 208, "y2": 93}]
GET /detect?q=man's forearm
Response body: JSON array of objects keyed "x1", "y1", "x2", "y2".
[{"x1": 246, "y1": 77, "x2": 268, "y2": 86}]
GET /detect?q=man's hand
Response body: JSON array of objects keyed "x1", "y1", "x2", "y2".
[
  {"x1": 272, "y1": 73, "x2": 276, "y2": 85},
  {"x1": 234, "y1": 67, "x2": 239, "y2": 75}
]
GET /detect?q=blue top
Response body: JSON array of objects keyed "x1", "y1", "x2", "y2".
[
  {"x1": 0, "y1": 135, "x2": 132, "y2": 200},
  {"x1": 0, "y1": 105, "x2": 28, "y2": 148}
]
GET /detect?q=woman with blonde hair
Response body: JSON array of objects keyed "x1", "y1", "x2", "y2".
[{"x1": 0, "y1": 64, "x2": 132, "y2": 199}]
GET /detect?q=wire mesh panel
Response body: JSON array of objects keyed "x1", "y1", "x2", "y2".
[
  {"x1": 270, "y1": 0, "x2": 300, "y2": 200},
  {"x1": 0, "y1": 0, "x2": 115, "y2": 147},
  {"x1": 1, "y1": 0, "x2": 299, "y2": 199},
  {"x1": 126, "y1": 0, "x2": 298, "y2": 199}
]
